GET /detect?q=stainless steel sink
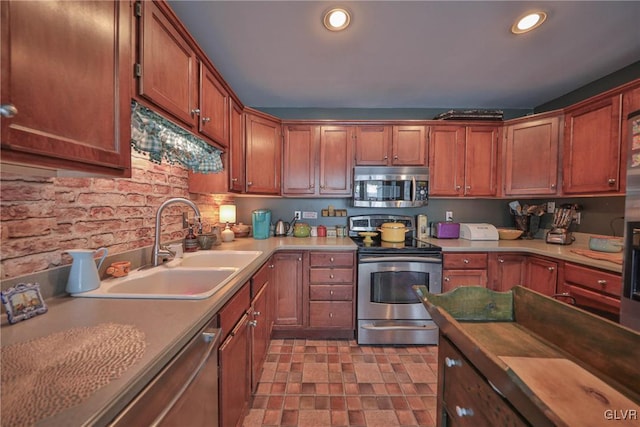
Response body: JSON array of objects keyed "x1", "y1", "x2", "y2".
[{"x1": 71, "y1": 250, "x2": 263, "y2": 300}]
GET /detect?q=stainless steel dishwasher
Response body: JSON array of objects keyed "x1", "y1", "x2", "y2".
[{"x1": 110, "y1": 321, "x2": 221, "y2": 426}]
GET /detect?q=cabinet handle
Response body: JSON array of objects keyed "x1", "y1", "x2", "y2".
[
  {"x1": 548, "y1": 266, "x2": 555, "y2": 271},
  {"x1": 269, "y1": 264, "x2": 275, "y2": 268},
  {"x1": 608, "y1": 178, "x2": 616, "y2": 185},
  {"x1": 330, "y1": 274, "x2": 335, "y2": 279},
  {"x1": 0, "y1": 104, "x2": 18, "y2": 118},
  {"x1": 231, "y1": 178, "x2": 238, "y2": 182},
  {"x1": 249, "y1": 320, "x2": 258, "y2": 327},
  {"x1": 463, "y1": 259, "x2": 469, "y2": 264},
  {"x1": 445, "y1": 357, "x2": 462, "y2": 367},
  {"x1": 455, "y1": 185, "x2": 461, "y2": 190},
  {"x1": 247, "y1": 181, "x2": 253, "y2": 186},
  {"x1": 465, "y1": 185, "x2": 471, "y2": 190},
  {"x1": 597, "y1": 279, "x2": 607, "y2": 286},
  {"x1": 498, "y1": 258, "x2": 504, "y2": 263},
  {"x1": 254, "y1": 311, "x2": 261, "y2": 317},
  {"x1": 202, "y1": 117, "x2": 211, "y2": 123},
  {"x1": 191, "y1": 108, "x2": 201, "y2": 116},
  {"x1": 444, "y1": 277, "x2": 451, "y2": 282},
  {"x1": 455, "y1": 406, "x2": 474, "y2": 417}
]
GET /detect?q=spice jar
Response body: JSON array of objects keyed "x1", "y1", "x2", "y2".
[{"x1": 317, "y1": 225, "x2": 327, "y2": 237}]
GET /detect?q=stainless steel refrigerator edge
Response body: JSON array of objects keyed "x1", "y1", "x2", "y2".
[{"x1": 621, "y1": 109, "x2": 640, "y2": 331}]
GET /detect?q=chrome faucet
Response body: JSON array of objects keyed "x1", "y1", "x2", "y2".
[{"x1": 153, "y1": 197, "x2": 201, "y2": 267}]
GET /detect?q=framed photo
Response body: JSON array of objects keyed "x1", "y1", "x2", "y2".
[{"x1": 1, "y1": 283, "x2": 48, "y2": 324}]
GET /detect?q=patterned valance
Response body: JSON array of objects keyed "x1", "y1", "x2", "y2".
[{"x1": 131, "y1": 101, "x2": 223, "y2": 174}]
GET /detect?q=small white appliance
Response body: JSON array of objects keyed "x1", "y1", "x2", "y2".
[{"x1": 459, "y1": 223, "x2": 499, "y2": 241}]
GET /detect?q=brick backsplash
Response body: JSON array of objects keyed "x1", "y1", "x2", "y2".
[{"x1": 0, "y1": 152, "x2": 231, "y2": 279}]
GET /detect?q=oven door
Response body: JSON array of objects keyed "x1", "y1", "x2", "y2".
[{"x1": 357, "y1": 255, "x2": 442, "y2": 344}]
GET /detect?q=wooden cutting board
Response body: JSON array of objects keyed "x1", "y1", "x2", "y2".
[
  {"x1": 500, "y1": 357, "x2": 638, "y2": 426},
  {"x1": 570, "y1": 249, "x2": 623, "y2": 265}
]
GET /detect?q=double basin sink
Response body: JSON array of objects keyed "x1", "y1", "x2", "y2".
[{"x1": 72, "y1": 251, "x2": 262, "y2": 300}]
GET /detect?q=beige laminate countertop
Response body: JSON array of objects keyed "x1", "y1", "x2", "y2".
[{"x1": 0, "y1": 234, "x2": 622, "y2": 426}]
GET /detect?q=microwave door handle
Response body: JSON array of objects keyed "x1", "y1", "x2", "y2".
[{"x1": 411, "y1": 177, "x2": 417, "y2": 203}]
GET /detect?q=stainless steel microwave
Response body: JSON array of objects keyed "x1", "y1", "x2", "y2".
[{"x1": 353, "y1": 166, "x2": 429, "y2": 208}]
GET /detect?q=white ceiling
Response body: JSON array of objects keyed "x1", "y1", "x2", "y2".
[{"x1": 168, "y1": 1, "x2": 640, "y2": 110}]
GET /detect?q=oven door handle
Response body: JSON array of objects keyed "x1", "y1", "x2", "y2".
[
  {"x1": 359, "y1": 256, "x2": 442, "y2": 264},
  {"x1": 361, "y1": 323, "x2": 438, "y2": 331}
]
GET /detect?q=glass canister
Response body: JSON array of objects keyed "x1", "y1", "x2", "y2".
[{"x1": 252, "y1": 209, "x2": 272, "y2": 240}]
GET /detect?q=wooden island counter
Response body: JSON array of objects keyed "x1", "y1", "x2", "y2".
[{"x1": 414, "y1": 286, "x2": 640, "y2": 427}]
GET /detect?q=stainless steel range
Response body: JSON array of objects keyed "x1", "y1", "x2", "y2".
[{"x1": 349, "y1": 214, "x2": 442, "y2": 345}]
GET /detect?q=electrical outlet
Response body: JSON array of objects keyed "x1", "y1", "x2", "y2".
[
  {"x1": 547, "y1": 201, "x2": 556, "y2": 213},
  {"x1": 294, "y1": 211, "x2": 301, "y2": 220},
  {"x1": 445, "y1": 211, "x2": 454, "y2": 222}
]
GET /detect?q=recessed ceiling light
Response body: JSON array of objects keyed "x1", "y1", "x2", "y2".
[
  {"x1": 323, "y1": 7, "x2": 351, "y2": 31},
  {"x1": 511, "y1": 11, "x2": 547, "y2": 34}
]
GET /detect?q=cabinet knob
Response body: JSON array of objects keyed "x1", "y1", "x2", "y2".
[
  {"x1": 445, "y1": 357, "x2": 462, "y2": 367},
  {"x1": 254, "y1": 311, "x2": 261, "y2": 317},
  {"x1": 330, "y1": 290, "x2": 334, "y2": 295},
  {"x1": 608, "y1": 178, "x2": 616, "y2": 185},
  {"x1": 202, "y1": 117, "x2": 211, "y2": 123},
  {"x1": 444, "y1": 277, "x2": 451, "y2": 282},
  {"x1": 0, "y1": 104, "x2": 18, "y2": 118},
  {"x1": 384, "y1": 155, "x2": 388, "y2": 160},
  {"x1": 330, "y1": 274, "x2": 335, "y2": 279},
  {"x1": 231, "y1": 178, "x2": 238, "y2": 182},
  {"x1": 269, "y1": 264, "x2": 275, "y2": 268},
  {"x1": 455, "y1": 406, "x2": 474, "y2": 417},
  {"x1": 330, "y1": 257, "x2": 335, "y2": 262},
  {"x1": 551, "y1": 184, "x2": 557, "y2": 189},
  {"x1": 597, "y1": 279, "x2": 607, "y2": 286},
  {"x1": 548, "y1": 266, "x2": 555, "y2": 272},
  {"x1": 249, "y1": 320, "x2": 258, "y2": 327},
  {"x1": 329, "y1": 313, "x2": 334, "y2": 318},
  {"x1": 498, "y1": 258, "x2": 504, "y2": 263},
  {"x1": 191, "y1": 108, "x2": 201, "y2": 116},
  {"x1": 455, "y1": 185, "x2": 461, "y2": 190},
  {"x1": 463, "y1": 259, "x2": 469, "y2": 264},
  {"x1": 393, "y1": 155, "x2": 398, "y2": 159},
  {"x1": 298, "y1": 257, "x2": 302, "y2": 261},
  {"x1": 247, "y1": 181, "x2": 253, "y2": 186},
  {"x1": 465, "y1": 185, "x2": 471, "y2": 190}
]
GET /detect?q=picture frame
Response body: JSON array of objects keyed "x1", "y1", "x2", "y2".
[{"x1": 1, "y1": 283, "x2": 48, "y2": 324}]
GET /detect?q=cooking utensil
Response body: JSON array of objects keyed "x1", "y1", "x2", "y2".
[
  {"x1": 274, "y1": 219, "x2": 290, "y2": 237},
  {"x1": 377, "y1": 222, "x2": 409, "y2": 242},
  {"x1": 358, "y1": 231, "x2": 378, "y2": 245}
]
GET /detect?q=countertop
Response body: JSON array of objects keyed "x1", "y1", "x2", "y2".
[{"x1": 0, "y1": 234, "x2": 622, "y2": 426}]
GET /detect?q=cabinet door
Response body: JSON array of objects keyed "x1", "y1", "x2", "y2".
[
  {"x1": 1, "y1": 0, "x2": 132, "y2": 176},
  {"x1": 464, "y1": 126, "x2": 499, "y2": 196},
  {"x1": 489, "y1": 253, "x2": 526, "y2": 292},
  {"x1": 355, "y1": 125, "x2": 391, "y2": 165},
  {"x1": 219, "y1": 312, "x2": 250, "y2": 427},
  {"x1": 272, "y1": 252, "x2": 304, "y2": 327},
  {"x1": 504, "y1": 115, "x2": 560, "y2": 196},
  {"x1": 525, "y1": 256, "x2": 558, "y2": 296},
  {"x1": 429, "y1": 125, "x2": 466, "y2": 196},
  {"x1": 229, "y1": 99, "x2": 245, "y2": 193},
  {"x1": 245, "y1": 112, "x2": 281, "y2": 194},
  {"x1": 442, "y1": 270, "x2": 488, "y2": 292},
  {"x1": 251, "y1": 283, "x2": 269, "y2": 393},
  {"x1": 199, "y1": 64, "x2": 229, "y2": 147},
  {"x1": 563, "y1": 95, "x2": 622, "y2": 194},
  {"x1": 392, "y1": 125, "x2": 427, "y2": 165},
  {"x1": 282, "y1": 125, "x2": 318, "y2": 195},
  {"x1": 319, "y1": 126, "x2": 353, "y2": 195},
  {"x1": 139, "y1": 1, "x2": 197, "y2": 129}
]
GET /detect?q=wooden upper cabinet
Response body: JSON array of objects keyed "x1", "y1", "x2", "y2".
[
  {"x1": 563, "y1": 94, "x2": 623, "y2": 194},
  {"x1": 503, "y1": 113, "x2": 560, "y2": 196},
  {"x1": 319, "y1": 126, "x2": 354, "y2": 195},
  {"x1": 229, "y1": 99, "x2": 245, "y2": 193},
  {"x1": 392, "y1": 125, "x2": 427, "y2": 165},
  {"x1": 355, "y1": 125, "x2": 426, "y2": 166},
  {"x1": 0, "y1": 0, "x2": 132, "y2": 176},
  {"x1": 429, "y1": 124, "x2": 498, "y2": 197},
  {"x1": 198, "y1": 63, "x2": 229, "y2": 147},
  {"x1": 245, "y1": 110, "x2": 281, "y2": 195},
  {"x1": 355, "y1": 126, "x2": 391, "y2": 165},
  {"x1": 282, "y1": 125, "x2": 318, "y2": 195},
  {"x1": 138, "y1": 0, "x2": 198, "y2": 129}
]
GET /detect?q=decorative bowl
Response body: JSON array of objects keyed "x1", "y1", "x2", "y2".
[{"x1": 497, "y1": 228, "x2": 524, "y2": 240}]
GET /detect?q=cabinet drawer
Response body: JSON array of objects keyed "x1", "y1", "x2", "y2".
[
  {"x1": 564, "y1": 263, "x2": 621, "y2": 297},
  {"x1": 444, "y1": 253, "x2": 488, "y2": 269},
  {"x1": 562, "y1": 284, "x2": 621, "y2": 315},
  {"x1": 309, "y1": 285, "x2": 353, "y2": 301},
  {"x1": 440, "y1": 338, "x2": 527, "y2": 427},
  {"x1": 309, "y1": 268, "x2": 353, "y2": 284},
  {"x1": 218, "y1": 282, "x2": 250, "y2": 339},
  {"x1": 309, "y1": 301, "x2": 353, "y2": 328},
  {"x1": 309, "y1": 251, "x2": 354, "y2": 267}
]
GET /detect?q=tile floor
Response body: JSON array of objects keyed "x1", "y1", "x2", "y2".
[{"x1": 242, "y1": 339, "x2": 439, "y2": 427}]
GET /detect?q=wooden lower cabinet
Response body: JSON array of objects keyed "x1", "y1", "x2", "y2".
[
  {"x1": 489, "y1": 253, "x2": 526, "y2": 292},
  {"x1": 272, "y1": 251, "x2": 305, "y2": 331},
  {"x1": 558, "y1": 262, "x2": 622, "y2": 321},
  {"x1": 250, "y1": 273, "x2": 271, "y2": 393},
  {"x1": 218, "y1": 283, "x2": 251, "y2": 427},
  {"x1": 524, "y1": 256, "x2": 558, "y2": 296},
  {"x1": 442, "y1": 253, "x2": 488, "y2": 292}
]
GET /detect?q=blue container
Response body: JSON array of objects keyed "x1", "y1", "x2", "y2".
[{"x1": 252, "y1": 209, "x2": 271, "y2": 239}]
